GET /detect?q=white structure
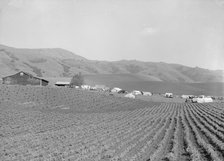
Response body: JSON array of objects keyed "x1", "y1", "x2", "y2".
[
  {"x1": 94, "y1": 85, "x2": 109, "y2": 91},
  {"x1": 132, "y1": 90, "x2": 142, "y2": 95},
  {"x1": 181, "y1": 95, "x2": 194, "y2": 99},
  {"x1": 143, "y1": 92, "x2": 152, "y2": 96},
  {"x1": 125, "y1": 93, "x2": 136, "y2": 99},
  {"x1": 111, "y1": 87, "x2": 122, "y2": 93},
  {"x1": 165, "y1": 93, "x2": 173, "y2": 98},
  {"x1": 81, "y1": 85, "x2": 91, "y2": 90},
  {"x1": 192, "y1": 95, "x2": 213, "y2": 103},
  {"x1": 90, "y1": 86, "x2": 97, "y2": 90},
  {"x1": 181, "y1": 95, "x2": 189, "y2": 99}
]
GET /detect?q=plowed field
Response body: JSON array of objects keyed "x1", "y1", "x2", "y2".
[{"x1": 0, "y1": 85, "x2": 223, "y2": 161}]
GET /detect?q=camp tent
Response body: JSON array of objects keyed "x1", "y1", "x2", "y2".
[
  {"x1": 111, "y1": 87, "x2": 122, "y2": 93},
  {"x1": 125, "y1": 93, "x2": 135, "y2": 99}
]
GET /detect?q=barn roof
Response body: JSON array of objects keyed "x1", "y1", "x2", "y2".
[
  {"x1": 55, "y1": 81, "x2": 70, "y2": 85},
  {"x1": 2, "y1": 71, "x2": 49, "y2": 83}
]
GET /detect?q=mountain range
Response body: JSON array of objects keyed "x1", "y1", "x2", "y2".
[{"x1": 0, "y1": 44, "x2": 223, "y2": 83}]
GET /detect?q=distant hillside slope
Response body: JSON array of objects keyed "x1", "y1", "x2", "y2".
[{"x1": 0, "y1": 44, "x2": 223, "y2": 83}]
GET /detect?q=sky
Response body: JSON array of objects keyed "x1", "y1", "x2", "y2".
[{"x1": 0, "y1": 0, "x2": 224, "y2": 70}]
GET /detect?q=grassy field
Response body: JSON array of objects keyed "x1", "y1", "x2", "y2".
[{"x1": 0, "y1": 85, "x2": 224, "y2": 161}]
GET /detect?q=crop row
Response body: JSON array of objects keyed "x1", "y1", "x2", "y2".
[{"x1": 0, "y1": 85, "x2": 224, "y2": 161}]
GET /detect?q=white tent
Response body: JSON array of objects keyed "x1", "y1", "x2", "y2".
[
  {"x1": 181, "y1": 95, "x2": 194, "y2": 99},
  {"x1": 111, "y1": 87, "x2": 122, "y2": 93},
  {"x1": 132, "y1": 90, "x2": 142, "y2": 95},
  {"x1": 143, "y1": 92, "x2": 152, "y2": 96},
  {"x1": 181, "y1": 95, "x2": 189, "y2": 99},
  {"x1": 125, "y1": 93, "x2": 136, "y2": 99},
  {"x1": 165, "y1": 93, "x2": 173, "y2": 98},
  {"x1": 193, "y1": 95, "x2": 213, "y2": 103},
  {"x1": 81, "y1": 85, "x2": 91, "y2": 90}
]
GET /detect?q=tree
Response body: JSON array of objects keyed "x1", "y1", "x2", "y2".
[{"x1": 70, "y1": 72, "x2": 84, "y2": 87}]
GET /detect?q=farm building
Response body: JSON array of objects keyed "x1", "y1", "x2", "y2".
[
  {"x1": 2, "y1": 71, "x2": 49, "y2": 86},
  {"x1": 55, "y1": 81, "x2": 70, "y2": 87}
]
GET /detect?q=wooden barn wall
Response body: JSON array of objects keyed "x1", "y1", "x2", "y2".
[{"x1": 2, "y1": 73, "x2": 48, "y2": 86}]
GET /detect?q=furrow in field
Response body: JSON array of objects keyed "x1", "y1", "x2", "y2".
[
  {"x1": 148, "y1": 104, "x2": 178, "y2": 161},
  {"x1": 184, "y1": 105, "x2": 222, "y2": 161},
  {"x1": 186, "y1": 104, "x2": 224, "y2": 160}
]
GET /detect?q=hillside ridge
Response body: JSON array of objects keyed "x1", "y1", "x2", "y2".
[{"x1": 0, "y1": 44, "x2": 223, "y2": 83}]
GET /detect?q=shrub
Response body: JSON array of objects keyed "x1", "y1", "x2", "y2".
[{"x1": 70, "y1": 72, "x2": 84, "y2": 87}]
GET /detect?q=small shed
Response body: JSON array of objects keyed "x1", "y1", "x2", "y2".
[
  {"x1": 2, "y1": 71, "x2": 49, "y2": 86},
  {"x1": 55, "y1": 81, "x2": 70, "y2": 87}
]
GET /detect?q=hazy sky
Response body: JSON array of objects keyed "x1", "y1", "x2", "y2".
[{"x1": 0, "y1": 0, "x2": 224, "y2": 70}]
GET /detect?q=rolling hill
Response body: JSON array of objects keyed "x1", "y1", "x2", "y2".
[{"x1": 0, "y1": 44, "x2": 223, "y2": 83}]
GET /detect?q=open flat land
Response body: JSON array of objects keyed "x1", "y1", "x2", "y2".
[
  {"x1": 0, "y1": 85, "x2": 224, "y2": 161},
  {"x1": 84, "y1": 74, "x2": 224, "y2": 96},
  {"x1": 45, "y1": 75, "x2": 224, "y2": 96}
]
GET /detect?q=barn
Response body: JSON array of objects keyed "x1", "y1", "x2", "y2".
[{"x1": 2, "y1": 71, "x2": 49, "y2": 86}]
